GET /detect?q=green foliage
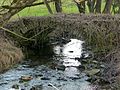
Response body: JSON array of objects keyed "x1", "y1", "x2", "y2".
[
  {"x1": 13, "y1": 1, "x2": 79, "y2": 18},
  {"x1": 1, "y1": 0, "x2": 120, "y2": 19}
]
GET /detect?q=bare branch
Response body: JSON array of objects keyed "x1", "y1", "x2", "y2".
[{"x1": 1, "y1": 1, "x2": 53, "y2": 9}]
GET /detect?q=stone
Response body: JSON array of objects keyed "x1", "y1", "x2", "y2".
[
  {"x1": 30, "y1": 85, "x2": 43, "y2": 90},
  {"x1": 85, "y1": 69, "x2": 100, "y2": 76},
  {"x1": 92, "y1": 60, "x2": 98, "y2": 64},
  {"x1": 69, "y1": 76, "x2": 81, "y2": 80},
  {"x1": 20, "y1": 75, "x2": 33, "y2": 82},
  {"x1": 41, "y1": 77, "x2": 51, "y2": 80},
  {"x1": 56, "y1": 65, "x2": 65, "y2": 71},
  {"x1": 35, "y1": 74, "x2": 43, "y2": 78},
  {"x1": 21, "y1": 89, "x2": 25, "y2": 90},
  {"x1": 81, "y1": 59, "x2": 88, "y2": 64},
  {"x1": 100, "y1": 65, "x2": 105, "y2": 68},
  {"x1": 86, "y1": 76, "x2": 97, "y2": 82},
  {"x1": 77, "y1": 65, "x2": 85, "y2": 71},
  {"x1": 12, "y1": 84, "x2": 19, "y2": 89},
  {"x1": 75, "y1": 57, "x2": 81, "y2": 61},
  {"x1": 57, "y1": 77, "x2": 67, "y2": 81}
]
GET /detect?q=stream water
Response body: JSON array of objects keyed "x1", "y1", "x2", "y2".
[{"x1": 0, "y1": 39, "x2": 96, "y2": 90}]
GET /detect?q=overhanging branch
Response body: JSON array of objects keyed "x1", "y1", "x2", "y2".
[{"x1": 1, "y1": 1, "x2": 53, "y2": 9}]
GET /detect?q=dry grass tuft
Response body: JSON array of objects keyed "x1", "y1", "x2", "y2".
[{"x1": 0, "y1": 38, "x2": 23, "y2": 72}]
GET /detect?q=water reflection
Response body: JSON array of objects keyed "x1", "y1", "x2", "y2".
[
  {"x1": 64, "y1": 67, "x2": 80, "y2": 78},
  {"x1": 63, "y1": 39, "x2": 84, "y2": 59},
  {"x1": 54, "y1": 39, "x2": 84, "y2": 77},
  {"x1": 63, "y1": 58, "x2": 81, "y2": 67}
]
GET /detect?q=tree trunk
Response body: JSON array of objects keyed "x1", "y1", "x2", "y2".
[
  {"x1": 44, "y1": 0, "x2": 53, "y2": 14},
  {"x1": 103, "y1": 0, "x2": 113, "y2": 13},
  {"x1": 87, "y1": 0, "x2": 95, "y2": 13},
  {"x1": 74, "y1": 0, "x2": 85, "y2": 13},
  {"x1": 55, "y1": 0, "x2": 62, "y2": 12},
  {"x1": 95, "y1": 0, "x2": 102, "y2": 13}
]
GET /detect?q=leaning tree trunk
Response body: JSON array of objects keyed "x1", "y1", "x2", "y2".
[
  {"x1": 103, "y1": 0, "x2": 113, "y2": 13},
  {"x1": 54, "y1": 0, "x2": 62, "y2": 13},
  {"x1": 44, "y1": 0, "x2": 53, "y2": 14}
]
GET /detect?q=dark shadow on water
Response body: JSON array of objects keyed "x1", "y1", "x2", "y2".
[{"x1": 24, "y1": 44, "x2": 55, "y2": 67}]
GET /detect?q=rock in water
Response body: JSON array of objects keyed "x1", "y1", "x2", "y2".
[
  {"x1": 30, "y1": 85, "x2": 43, "y2": 90},
  {"x1": 20, "y1": 75, "x2": 33, "y2": 82},
  {"x1": 85, "y1": 69, "x2": 100, "y2": 76}
]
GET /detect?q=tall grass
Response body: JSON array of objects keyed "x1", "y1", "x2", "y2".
[{"x1": 0, "y1": 38, "x2": 23, "y2": 72}]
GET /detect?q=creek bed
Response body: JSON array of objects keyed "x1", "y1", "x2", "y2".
[{"x1": 0, "y1": 39, "x2": 98, "y2": 90}]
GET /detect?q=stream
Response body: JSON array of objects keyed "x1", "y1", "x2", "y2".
[{"x1": 0, "y1": 39, "x2": 97, "y2": 90}]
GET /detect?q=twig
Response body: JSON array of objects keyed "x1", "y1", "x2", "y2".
[
  {"x1": 48, "y1": 83, "x2": 60, "y2": 90},
  {"x1": 0, "y1": 27, "x2": 35, "y2": 41}
]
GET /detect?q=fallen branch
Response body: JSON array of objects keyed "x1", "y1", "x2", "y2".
[
  {"x1": 0, "y1": 27, "x2": 35, "y2": 41},
  {"x1": 0, "y1": 23, "x2": 56, "y2": 41},
  {"x1": 48, "y1": 83, "x2": 60, "y2": 90},
  {"x1": 27, "y1": 24, "x2": 56, "y2": 39},
  {"x1": 44, "y1": 0, "x2": 53, "y2": 14}
]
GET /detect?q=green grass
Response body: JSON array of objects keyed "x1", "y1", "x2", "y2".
[
  {"x1": 0, "y1": 0, "x2": 79, "y2": 20},
  {"x1": 0, "y1": 0, "x2": 108, "y2": 19},
  {"x1": 15, "y1": 5, "x2": 51, "y2": 17},
  {"x1": 13, "y1": 2, "x2": 79, "y2": 18}
]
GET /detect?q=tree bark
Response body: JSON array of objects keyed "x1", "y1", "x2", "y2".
[
  {"x1": 44, "y1": 0, "x2": 53, "y2": 14},
  {"x1": 103, "y1": 0, "x2": 113, "y2": 13},
  {"x1": 95, "y1": 0, "x2": 102, "y2": 13},
  {"x1": 55, "y1": 0, "x2": 62, "y2": 12},
  {"x1": 87, "y1": 0, "x2": 96, "y2": 13},
  {"x1": 74, "y1": 0, "x2": 85, "y2": 13}
]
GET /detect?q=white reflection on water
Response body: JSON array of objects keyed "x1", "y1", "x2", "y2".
[
  {"x1": 64, "y1": 67, "x2": 80, "y2": 78},
  {"x1": 63, "y1": 39, "x2": 84, "y2": 59},
  {"x1": 54, "y1": 39, "x2": 84, "y2": 77},
  {"x1": 53, "y1": 39, "x2": 97, "y2": 90},
  {"x1": 54, "y1": 39, "x2": 84, "y2": 67},
  {"x1": 63, "y1": 58, "x2": 81, "y2": 67}
]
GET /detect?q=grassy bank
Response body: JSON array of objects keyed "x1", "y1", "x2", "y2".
[{"x1": 0, "y1": 37, "x2": 23, "y2": 73}]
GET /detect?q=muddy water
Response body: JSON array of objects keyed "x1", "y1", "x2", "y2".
[{"x1": 0, "y1": 39, "x2": 96, "y2": 90}]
